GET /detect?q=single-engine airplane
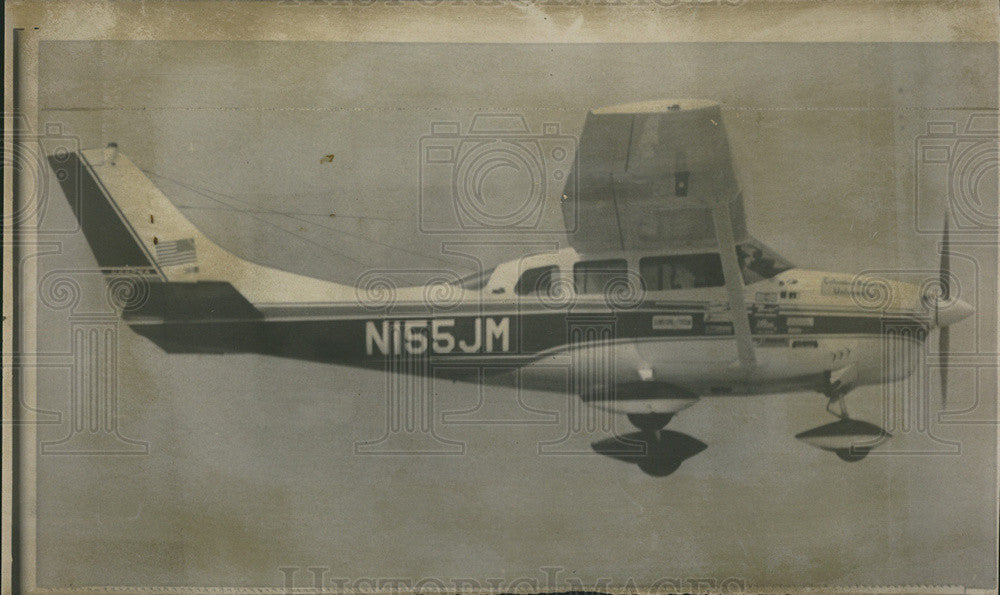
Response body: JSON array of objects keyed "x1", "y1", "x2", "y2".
[{"x1": 49, "y1": 99, "x2": 973, "y2": 470}]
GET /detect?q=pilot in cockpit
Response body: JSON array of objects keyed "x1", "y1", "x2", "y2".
[{"x1": 737, "y1": 244, "x2": 779, "y2": 282}]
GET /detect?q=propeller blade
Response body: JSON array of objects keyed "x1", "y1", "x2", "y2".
[
  {"x1": 938, "y1": 212, "x2": 951, "y2": 406},
  {"x1": 940, "y1": 213, "x2": 951, "y2": 302},
  {"x1": 939, "y1": 325, "x2": 949, "y2": 407}
]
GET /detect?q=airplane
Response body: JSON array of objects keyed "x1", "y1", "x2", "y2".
[{"x1": 48, "y1": 99, "x2": 974, "y2": 472}]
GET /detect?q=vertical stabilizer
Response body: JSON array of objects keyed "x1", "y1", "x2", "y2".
[{"x1": 49, "y1": 146, "x2": 355, "y2": 305}]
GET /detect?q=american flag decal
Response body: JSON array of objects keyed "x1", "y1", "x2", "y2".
[{"x1": 155, "y1": 238, "x2": 197, "y2": 267}]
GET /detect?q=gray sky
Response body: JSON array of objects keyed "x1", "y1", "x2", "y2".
[{"x1": 31, "y1": 41, "x2": 998, "y2": 589}]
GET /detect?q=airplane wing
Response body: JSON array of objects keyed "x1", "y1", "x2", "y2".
[
  {"x1": 561, "y1": 100, "x2": 757, "y2": 367},
  {"x1": 561, "y1": 99, "x2": 748, "y2": 253}
]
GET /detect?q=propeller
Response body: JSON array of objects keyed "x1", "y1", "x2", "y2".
[{"x1": 937, "y1": 213, "x2": 950, "y2": 406}]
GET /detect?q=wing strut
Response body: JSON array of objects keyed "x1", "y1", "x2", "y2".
[{"x1": 712, "y1": 200, "x2": 756, "y2": 368}]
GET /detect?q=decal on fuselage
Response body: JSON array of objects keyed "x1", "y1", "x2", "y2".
[
  {"x1": 651, "y1": 314, "x2": 694, "y2": 331},
  {"x1": 365, "y1": 317, "x2": 510, "y2": 356}
]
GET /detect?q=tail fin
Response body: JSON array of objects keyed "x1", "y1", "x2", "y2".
[
  {"x1": 48, "y1": 145, "x2": 353, "y2": 305},
  {"x1": 49, "y1": 146, "x2": 160, "y2": 274},
  {"x1": 49, "y1": 144, "x2": 209, "y2": 281}
]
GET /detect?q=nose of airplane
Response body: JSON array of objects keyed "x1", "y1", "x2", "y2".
[{"x1": 936, "y1": 297, "x2": 975, "y2": 327}]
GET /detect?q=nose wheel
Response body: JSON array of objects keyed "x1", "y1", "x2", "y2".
[
  {"x1": 833, "y1": 447, "x2": 871, "y2": 462},
  {"x1": 795, "y1": 384, "x2": 889, "y2": 462}
]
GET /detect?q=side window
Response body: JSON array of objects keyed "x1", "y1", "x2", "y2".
[
  {"x1": 515, "y1": 265, "x2": 557, "y2": 296},
  {"x1": 573, "y1": 259, "x2": 629, "y2": 294},
  {"x1": 639, "y1": 253, "x2": 725, "y2": 290}
]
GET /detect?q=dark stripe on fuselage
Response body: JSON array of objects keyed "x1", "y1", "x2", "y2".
[
  {"x1": 127, "y1": 301, "x2": 930, "y2": 367},
  {"x1": 130, "y1": 309, "x2": 713, "y2": 364}
]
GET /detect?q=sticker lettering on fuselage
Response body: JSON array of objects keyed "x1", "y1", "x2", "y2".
[
  {"x1": 651, "y1": 314, "x2": 694, "y2": 331},
  {"x1": 821, "y1": 276, "x2": 863, "y2": 298}
]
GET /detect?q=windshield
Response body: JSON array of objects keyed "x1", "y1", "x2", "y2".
[
  {"x1": 735, "y1": 239, "x2": 793, "y2": 284},
  {"x1": 455, "y1": 267, "x2": 496, "y2": 291}
]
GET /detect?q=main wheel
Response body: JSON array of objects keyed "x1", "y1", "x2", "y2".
[
  {"x1": 638, "y1": 457, "x2": 682, "y2": 477},
  {"x1": 627, "y1": 413, "x2": 674, "y2": 433}
]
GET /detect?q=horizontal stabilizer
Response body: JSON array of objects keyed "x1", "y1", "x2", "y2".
[{"x1": 122, "y1": 281, "x2": 262, "y2": 323}]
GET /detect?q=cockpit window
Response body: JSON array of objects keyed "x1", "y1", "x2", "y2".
[
  {"x1": 639, "y1": 253, "x2": 725, "y2": 290},
  {"x1": 515, "y1": 265, "x2": 557, "y2": 296},
  {"x1": 455, "y1": 267, "x2": 496, "y2": 291},
  {"x1": 573, "y1": 259, "x2": 628, "y2": 294},
  {"x1": 735, "y1": 240, "x2": 793, "y2": 284}
]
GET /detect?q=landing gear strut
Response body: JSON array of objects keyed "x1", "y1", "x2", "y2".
[
  {"x1": 627, "y1": 413, "x2": 674, "y2": 433},
  {"x1": 824, "y1": 387, "x2": 850, "y2": 420}
]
